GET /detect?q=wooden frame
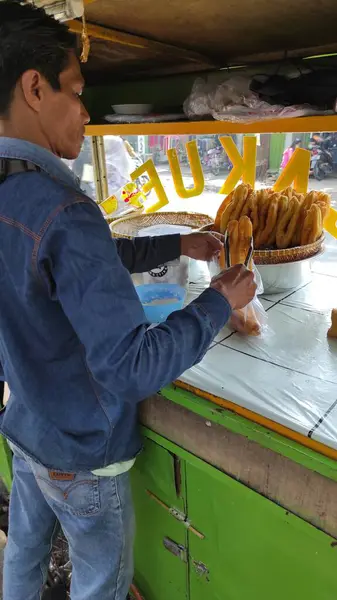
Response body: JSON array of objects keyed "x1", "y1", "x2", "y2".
[
  {"x1": 68, "y1": 19, "x2": 212, "y2": 68},
  {"x1": 86, "y1": 115, "x2": 337, "y2": 137},
  {"x1": 140, "y1": 394, "x2": 337, "y2": 539}
]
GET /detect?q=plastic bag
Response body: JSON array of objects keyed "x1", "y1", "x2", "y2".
[
  {"x1": 229, "y1": 294, "x2": 267, "y2": 336},
  {"x1": 183, "y1": 76, "x2": 323, "y2": 123},
  {"x1": 137, "y1": 225, "x2": 192, "y2": 289},
  {"x1": 208, "y1": 254, "x2": 268, "y2": 337}
]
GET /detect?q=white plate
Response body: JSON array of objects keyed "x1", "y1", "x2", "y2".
[{"x1": 112, "y1": 104, "x2": 153, "y2": 115}]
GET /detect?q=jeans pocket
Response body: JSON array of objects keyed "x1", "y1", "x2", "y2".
[{"x1": 31, "y1": 463, "x2": 101, "y2": 517}]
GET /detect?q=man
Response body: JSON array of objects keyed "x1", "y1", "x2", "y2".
[
  {"x1": 0, "y1": 3, "x2": 256, "y2": 600},
  {"x1": 104, "y1": 135, "x2": 140, "y2": 217}
]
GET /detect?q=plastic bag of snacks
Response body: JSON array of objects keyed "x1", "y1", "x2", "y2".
[
  {"x1": 210, "y1": 216, "x2": 268, "y2": 336},
  {"x1": 183, "y1": 77, "x2": 319, "y2": 123},
  {"x1": 229, "y1": 292, "x2": 267, "y2": 336}
]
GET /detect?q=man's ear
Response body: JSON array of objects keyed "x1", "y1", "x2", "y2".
[{"x1": 20, "y1": 70, "x2": 46, "y2": 113}]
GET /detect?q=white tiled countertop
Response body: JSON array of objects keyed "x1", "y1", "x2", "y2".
[{"x1": 181, "y1": 234, "x2": 337, "y2": 451}]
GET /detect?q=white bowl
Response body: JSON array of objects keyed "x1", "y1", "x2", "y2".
[
  {"x1": 256, "y1": 258, "x2": 314, "y2": 295},
  {"x1": 112, "y1": 104, "x2": 153, "y2": 115},
  {"x1": 209, "y1": 253, "x2": 322, "y2": 296}
]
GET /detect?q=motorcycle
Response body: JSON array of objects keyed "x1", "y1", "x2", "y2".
[
  {"x1": 310, "y1": 146, "x2": 333, "y2": 181},
  {"x1": 202, "y1": 147, "x2": 223, "y2": 176}
]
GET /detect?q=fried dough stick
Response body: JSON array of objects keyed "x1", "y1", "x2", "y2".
[
  {"x1": 276, "y1": 197, "x2": 301, "y2": 249},
  {"x1": 226, "y1": 217, "x2": 260, "y2": 336},
  {"x1": 255, "y1": 193, "x2": 279, "y2": 249},
  {"x1": 301, "y1": 204, "x2": 322, "y2": 245}
]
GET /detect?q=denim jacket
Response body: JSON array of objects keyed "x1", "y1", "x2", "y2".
[{"x1": 0, "y1": 138, "x2": 231, "y2": 471}]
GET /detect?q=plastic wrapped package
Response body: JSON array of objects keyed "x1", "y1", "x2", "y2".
[
  {"x1": 209, "y1": 216, "x2": 268, "y2": 336},
  {"x1": 229, "y1": 260, "x2": 267, "y2": 336},
  {"x1": 210, "y1": 256, "x2": 267, "y2": 336},
  {"x1": 183, "y1": 78, "x2": 214, "y2": 117},
  {"x1": 184, "y1": 76, "x2": 322, "y2": 123},
  {"x1": 229, "y1": 294, "x2": 267, "y2": 336}
]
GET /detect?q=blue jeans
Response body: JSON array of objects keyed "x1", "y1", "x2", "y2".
[{"x1": 3, "y1": 445, "x2": 135, "y2": 600}]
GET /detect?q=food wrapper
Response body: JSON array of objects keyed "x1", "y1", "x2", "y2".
[
  {"x1": 183, "y1": 76, "x2": 323, "y2": 123},
  {"x1": 229, "y1": 291, "x2": 267, "y2": 336},
  {"x1": 209, "y1": 216, "x2": 268, "y2": 336},
  {"x1": 210, "y1": 258, "x2": 267, "y2": 337}
]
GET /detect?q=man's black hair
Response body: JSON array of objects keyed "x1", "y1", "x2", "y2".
[{"x1": 0, "y1": 1, "x2": 77, "y2": 114}]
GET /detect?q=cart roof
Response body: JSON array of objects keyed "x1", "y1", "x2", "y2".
[{"x1": 37, "y1": 0, "x2": 337, "y2": 83}]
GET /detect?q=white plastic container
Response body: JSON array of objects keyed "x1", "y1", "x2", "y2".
[
  {"x1": 256, "y1": 258, "x2": 313, "y2": 295},
  {"x1": 135, "y1": 224, "x2": 192, "y2": 290}
]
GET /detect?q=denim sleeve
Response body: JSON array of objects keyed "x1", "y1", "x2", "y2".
[
  {"x1": 37, "y1": 200, "x2": 231, "y2": 403},
  {"x1": 115, "y1": 235, "x2": 181, "y2": 273}
]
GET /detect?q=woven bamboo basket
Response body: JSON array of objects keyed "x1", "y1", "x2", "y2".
[
  {"x1": 110, "y1": 211, "x2": 213, "y2": 239},
  {"x1": 199, "y1": 223, "x2": 325, "y2": 265},
  {"x1": 104, "y1": 206, "x2": 143, "y2": 225},
  {"x1": 253, "y1": 235, "x2": 324, "y2": 265}
]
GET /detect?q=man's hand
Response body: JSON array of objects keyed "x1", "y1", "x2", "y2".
[
  {"x1": 181, "y1": 232, "x2": 223, "y2": 262},
  {"x1": 211, "y1": 264, "x2": 257, "y2": 310}
]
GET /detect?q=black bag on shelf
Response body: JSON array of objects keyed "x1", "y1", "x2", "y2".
[{"x1": 251, "y1": 69, "x2": 337, "y2": 110}]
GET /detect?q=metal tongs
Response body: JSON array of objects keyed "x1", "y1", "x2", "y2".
[{"x1": 224, "y1": 231, "x2": 254, "y2": 269}]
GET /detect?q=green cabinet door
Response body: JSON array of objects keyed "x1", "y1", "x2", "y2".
[
  {"x1": 186, "y1": 461, "x2": 337, "y2": 600},
  {"x1": 131, "y1": 438, "x2": 188, "y2": 600},
  {"x1": 0, "y1": 435, "x2": 12, "y2": 492}
]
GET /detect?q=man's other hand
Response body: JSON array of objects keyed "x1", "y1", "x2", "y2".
[
  {"x1": 211, "y1": 264, "x2": 257, "y2": 310},
  {"x1": 181, "y1": 232, "x2": 223, "y2": 262}
]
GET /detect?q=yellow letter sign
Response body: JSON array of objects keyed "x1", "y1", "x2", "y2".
[
  {"x1": 324, "y1": 206, "x2": 337, "y2": 238},
  {"x1": 100, "y1": 195, "x2": 118, "y2": 215},
  {"x1": 274, "y1": 148, "x2": 310, "y2": 194},
  {"x1": 167, "y1": 140, "x2": 204, "y2": 198},
  {"x1": 131, "y1": 159, "x2": 169, "y2": 213},
  {"x1": 219, "y1": 135, "x2": 257, "y2": 195}
]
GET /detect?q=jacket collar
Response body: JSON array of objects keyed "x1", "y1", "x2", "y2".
[{"x1": 0, "y1": 137, "x2": 81, "y2": 192}]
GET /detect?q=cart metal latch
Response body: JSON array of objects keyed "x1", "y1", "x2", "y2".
[
  {"x1": 169, "y1": 507, "x2": 186, "y2": 523},
  {"x1": 193, "y1": 560, "x2": 209, "y2": 578},
  {"x1": 146, "y1": 490, "x2": 205, "y2": 539},
  {"x1": 163, "y1": 537, "x2": 187, "y2": 563}
]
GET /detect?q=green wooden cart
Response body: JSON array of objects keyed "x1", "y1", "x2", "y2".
[
  {"x1": 1, "y1": 223, "x2": 337, "y2": 600},
  {"x1": 129, "y1": 234, "x2": 337, "y2": 599},
  {"x1": 132, "y1": 387, "x2": 337, "y2": 600},
  {"x1": 2, "y1": 383, "x2": 337, "y2": 600}
]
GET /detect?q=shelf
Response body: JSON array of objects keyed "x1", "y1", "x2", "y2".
[
  {"x1": 86, "y1": 115, "x2": 337, "y2": 137},
  {"x1": 82, "y1": 0, "x2": 337, "y2": 80}
]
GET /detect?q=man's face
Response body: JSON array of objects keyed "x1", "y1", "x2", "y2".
[{"x1": 38, "y1": 52, "x2": 90, "y2": 160}]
